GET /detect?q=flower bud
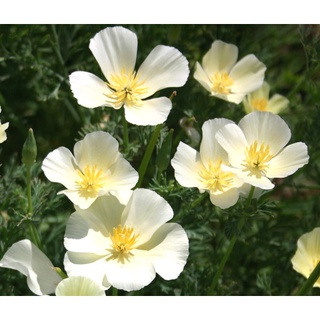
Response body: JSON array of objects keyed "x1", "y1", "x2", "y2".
[{"x1": 22, "y1": 128, "x2": 37, "y2": 165}]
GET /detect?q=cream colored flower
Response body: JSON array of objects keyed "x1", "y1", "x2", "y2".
[
  {"x1": 42, "y1": 131, "x2": 138, "y2": 209},
  {"x1": 64, "y1": 189, "x2": 189, "y2": 292},
  {"x1": 291, "y1": 228, "x2": 320, "y2": 287},
  {"x1": 171, "y1": 118, "x2": 244, "y2": 209},
  {"x1": 0, "y1": 106, "x2": 9, "y2": 143},
  {"x1": 243, "y1": 81, "x2": 289, "y2": 114},
  {"x1": 215, "y1": 111, "x2": 309, "y2": 190},
  {"x1": 194, "y1": 40, "x2": 266, "y2": 104},
  {"x1": 69, "y1": 26, "x2": 189, "y2": 126}
]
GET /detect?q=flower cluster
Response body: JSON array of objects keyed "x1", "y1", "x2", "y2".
[{"x1": 0, "y1": 26, "x2": 314, "y2": 296}]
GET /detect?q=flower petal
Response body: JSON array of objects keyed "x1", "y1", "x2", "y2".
[
  {"x1": 139, "y1": 223, "x2": 189, "y2": 280},
  {"x1": 200, "y1": 118, "x2": 234, "y2": 164},
  {"x1": 202, "y1": 40, "x2": 238, "y2": 75},
  {"x1": 171, "y1": 142, "x2": 203, "y2": 189},
  {"x1": 121, "y1": 189, "x2": 174, "y2": 245},
  {"x1": 0, "y1": 240, "x2": 62, "y2": 295},
  {"x1": 55, "y1": 276, "x2": 106, "y2": 296},
  {"x1": 0, "y1": 121, "x2": 9, "y2": 143},
  {"x1": 238, "y1": 111, "x2": 291, "y2": 154},
  {"x1": 230, "y1": 54, "x2": 266, "y2": 93},
  {"x1": 89, "y1": 26, "x2": 137, "y2": 80},
  {"x1": 267, "y1": 142, "x2": 309, "y2": 178},
  {"x1": 193, "y1": 62, "x2": 212, "y2": 93},
  {"x1": 267, "y1": 94, "x2": 289, "y2": 114},
  {"x1": 137, "y1": 45, "x2": 189, "y2": 98},
  {"x1": 124, "y1": 96, "x2": 172, "y2": 126},
  {"x1": 69, "y1": 71, "x2": 114, "y2": 108},
  {"x1": 209, "y1": 187, "x2": 240, "y2": 209},
  {"x1": 42, "y1": 147, "x2": 79, "y2": 190}
]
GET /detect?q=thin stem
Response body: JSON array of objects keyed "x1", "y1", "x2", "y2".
[
  {"x1": 112, "y1": 287, "x2": 118, "y2": 296},
  {"x1": 207, "y1": 186, "x2": 255, "y2": 295},
  {"x1": 122, "y1": 109, "x2": 129, "y2": 149},
  {"x1": 295, "y1": 261, "x2": 320, "y2": 296},
  {"x1": 26, "y1": 164, "x2": 33, "y2": 215},
  {"x1": 135, "y1": 124, "x2": 162, "y2": 188}
]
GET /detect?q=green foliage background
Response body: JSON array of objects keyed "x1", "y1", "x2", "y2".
[{"x1": 0, "y1": 24, "x2": 320, "y2": 296}]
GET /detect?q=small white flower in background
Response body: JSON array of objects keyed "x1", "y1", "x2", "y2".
[
  {"x1": 69, "y1": 26, "x2": 190, "y2": 126},
  {"x1": 0, "y1": 239, "x2": 63, "y2": 295},
  {"x1": 215, "y1": 111, "x2": 309, "y2": 190},
  {"x1": 0, "y1": 239, "x2": 106, "y2": 296},
  {"x1": 64, "y1": 188, "x2": 189, "y2": 292},
  {"x1": 41, "y1": 131, "x2": 138, "y2": 209},
  {"x1": 171, "y1": 118, "x2": 244, "y2": 209},
  {"x1": 0, "y1": 106, "x2": 9, "y2": 144},
  {"x1": 194, "y1": 40, "x2": 266, "y2": 104},
  {"x1": 243, "y1": 81, "x2": 289, "y2": 114},
  {"x1": 291, "y1": 227, "x2": 320, "y2": 287}
]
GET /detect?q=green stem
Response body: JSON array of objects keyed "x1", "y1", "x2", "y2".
[
  {"x1": 122, "y1": 109, "x2": 129, "y2": 149},
  {"x1": 26, "y1": 164, "x2": 33, "y2": 215},
  {"x1": 295, "y1": 261, "x2": 320, "y2": 296},
  {"x1": 112, "y1": 287, "x2": 118, "y2": 296},
  {"x1": 135, "y1": 124, "x2": 162, "y2": 188},
  {"x1": 207, "y1": 186, "x2": 255, "y2": 295}
]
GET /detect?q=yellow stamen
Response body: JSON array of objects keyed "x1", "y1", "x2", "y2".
[
  {"x1": 242, "y1": 141, "x2": 273, "y2": 176},
  {"x1": 106, "y1": 68, "x2": 148, "y2": 108},
  {"x1": 211, "y1": 72, "x2": 234, "y2": 95},
  {"x1": 198, "y1": 159, "x2": 234, "y2": 193},
  {"x1": 76, "y1": 164, "x2": 107, "y2": 196},
  {"x1": 251, "y1": 98, "x2": 268, "y2": 111}
]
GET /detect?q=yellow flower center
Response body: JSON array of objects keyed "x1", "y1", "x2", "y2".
[
  {"x1": 211, "y1": 72, "x2": 234, "y2": 95},
  {"x1": 106, "y1": 68, "x2": 148, "y2": 109},
  {"x1": 107, "y1": 224, "x2": 140, "y2": 264},
  {"x1": 251, "y1": 98, "x2": 268, "y2": 111},
  {"x1": 198, "y1": 159, "x2": 235, "y2": 193},
  {"x1": 76, "y1": 164, "x2": 107, "y2": 196},
  {"x1": 242, "y1": 141, "x2": 273, "y2": 177}
]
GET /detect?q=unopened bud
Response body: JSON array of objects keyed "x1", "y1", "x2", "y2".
[{"x1": 22, "y1": 128, "x2": 37, "y2": 165}]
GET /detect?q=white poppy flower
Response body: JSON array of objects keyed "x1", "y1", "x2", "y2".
[
  {"x1": 55, "y1": 276, "x2": 106, "y2": 296},
  {"x1": 215, "y1": 111, "x2": 309, "y2": 190},
  {"x1": 69, "y1": 26, "x2": 189, "y2": 126},
  {"x1": 194, "y1": 40, "x2": 266, "y2": 104},
  {"x1": 171, "y1": 118, "x2": 244, "y2": 209},
  {"x1": 0, "y1": 106, "x2": 9, "y2": 143},
  {"x1": 0, "y1": 239, "x2": 63, "y2": 295},
  {"x1": 291, "y1": 228, "x2": 320, "y2": 287},
  {"x1": 243, "y1": 81, "x2": 289, "y2": 114},
  {"x1": 41, "y1": 131, "x2": 138, "y2": 209},
  {"x1": 64, "y1": 189, "x2": 189, "y2": 292}
]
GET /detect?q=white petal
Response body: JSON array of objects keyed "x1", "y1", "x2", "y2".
[
  {"x1": 267, "y1": 142, "x2": 309, "y2": 178},
  {"x1": 59, "y1": 189, "x2": 98, "y2": 210},
  {"x1": 200, "y1": 118, "x2": 234, "y2": 164},
  {"x1": 89, "y1": 26, "x2": 137, "y2": 80},
  {"x1": 193, "y1": 61, "x2": 212, "y2": 93},
  {"x1": 230, "y1": 54, "x2": 266, "y2": 93},
  {"x1": 55, "y1": 276, "x2": 106, "y2": 296},
  {"x1": 140, "y1": 223, "x2": 189, "y2": 280},
  {"x1": 104, "y1": 251, "x2": 156, "y2": 291},
  {"x1": 0, "y1": 240, "x2": 62, "y2": 295},
  {"x1": 209, "y1": 187, "x2": 240, "y2": 209},
  {"x1": 238, "y1": 111, "x2": 291, "y2": 154},
  {"x1": 202, "y1": 40, "x2": 238, "y2": 74},
  {"x1": 122, "y1": 189, "x2": 174, "y2": 245},
  {"x1": 267, "y1": 94, "x2": 289, "y2": 114},
  {"x1": 41, "y1": 147, "x2": 79, "y2": 190},
  {"x1": 74, "y1": 131, "x2": 120, "y2": 171},
  {"x1": 137, "y1": 45, "x2": 189, "y2": 98},
  {"x1": 215, "y1": 123, "x2": 248, "y2": 167},
  {"x1": 171, "y1": 142, "x2": 203, "y2": 189},
  {"x1": 69, "y1": 71, "x2": 114, "y2": 108},
  {"x1": 0, "y1": 122, "x2": 9, "y2": 143},
  {"x1": 124, "y1": 96, "x2": 172, "y2": 126}
]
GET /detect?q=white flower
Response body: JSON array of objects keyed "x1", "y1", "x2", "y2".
[
  {"x1": 243, "y1": 81, "x2": 289, "y2": 114},
  {"x1": 0, "y1": 106, "x2": 9, "y2": 143},
  {"x1": 55, "y1": 276, "x2": 106, "y2": 296},
  {"x1": 42, "y1": 131, "x2": 138, "y2": 209},
  {"x1": 194, "y1": 40, "x2": 266, "y2": 104},
  {"x1": 291, "y1": 228, "x2": 320, "y2": 287},
  {"x1": 69, "y1": 26, "x2": 189, "y2": 126},
  {"x1": 171, "y1": 118, "x2": 244, "y2": 209},
  {"x1": 215, "y1": 111, "x2": 309, "y2": 190},
  {"x1": 64, "y1": 189, "x2": 189, "y2": 292},
  {"x1": 0, "y1": 239, "x2": 63, "y2": 295}
]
